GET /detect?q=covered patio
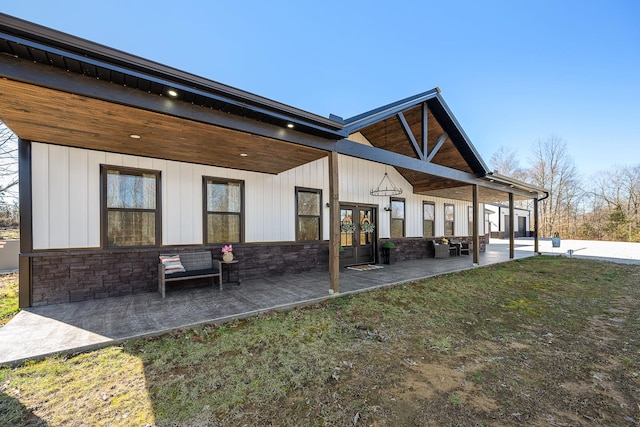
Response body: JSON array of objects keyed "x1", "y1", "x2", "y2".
[{"x1": 0, "y1": 243, "x2": 533, "y2": 365}]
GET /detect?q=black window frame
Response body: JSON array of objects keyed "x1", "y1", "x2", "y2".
[
  {"x1": 390, "y1": 197, "x2": 405, "y2": 238},
  {"x1": 203, "y1": 176, "x2": 245, "y2": 245},
  {"x1": 295, "y1": 186, "x2": 323, "y2": 242},
  {"x1": 101, "y1": 165, "x2": 161, "y2": 248},
  {"x1": 444, "y1": 203, "x2": 455, "y2": 236},
  {"x1": 423, "y1": 201, "x2": 435, "y2": 237}
]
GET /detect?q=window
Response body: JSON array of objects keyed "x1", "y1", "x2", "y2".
[
  {"x1": 444, "y1": 204, "x2": 455, "y2": 236},
  {"x1": 204, "y1": 177, "x2": 243, "y2": 244},
  {"x1": 468, "y1": 206, "x2": 474, "y2": 236},
  {"x1": 102, "y1": 166, "x2": 160, "y2": 247},
  {"x1": 423, "y1": 202, "x2": 435, "y2": 237},
  {"x1": 296, "y1": 187, "x2": 322, "y2": 241},
  {"x1": 390, "y1": 198, "x2": 405, "y2": 238}
]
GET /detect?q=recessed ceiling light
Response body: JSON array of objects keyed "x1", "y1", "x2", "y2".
[
  {"x1": 166, "y1": 89, "x2": 179, "y2": 97},
  {"x1": 286, "y1": 123, "x2": 294, "y2": 129},
  {"x1": 240, "y1": 153, "x2": 248, "y2": 157},
  {"x1": 129, "y1": 134, "x2": 141, "y2": 139}
]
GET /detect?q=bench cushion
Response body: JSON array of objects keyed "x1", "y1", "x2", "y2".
[
  {"x1": 163, "y1": 267, "x2": 220, "y2": 280},
  {"x1": 159, "y1": 255, "x2": 186, "y2": 274}
]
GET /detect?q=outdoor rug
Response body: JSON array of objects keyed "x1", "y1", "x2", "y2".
[{"x1": 346, "y1": 264, "x2": 384, "y2": 271}]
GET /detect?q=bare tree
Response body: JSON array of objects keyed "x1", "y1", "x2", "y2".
[
  {"x1": 527, "y1": 135, "x2": 580, "y2": 238},
  {"x1": 490, "y1": 145, "x2": 527, "y2": 181},
  {"x1": 0, "y1": 121, "x2": 18, "y2": 199},
  {"x1": 588, "y1": 164, "x2": 640, "y2": 241}
]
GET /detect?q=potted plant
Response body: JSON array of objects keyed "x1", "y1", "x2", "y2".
[
  {"x1": 382, "y1": 241, "x2": 395, "y2": 264},
  {"x1": 221, "y1": 244, "x2": 234, "y2": 262}
]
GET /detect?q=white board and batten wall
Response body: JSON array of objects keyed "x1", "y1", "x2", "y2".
[{"x1": 31, "y1": 142, "x2": 483, "y2": 250}]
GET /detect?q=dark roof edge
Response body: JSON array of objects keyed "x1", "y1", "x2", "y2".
[
  {"x1": 483, "y1": 172, "x2": 548, "y2": 196},
  {"x1": 343, "y1": 88, "x2": 492, "y2": 176},
  {"x1": 342, "y1": 88, "x2": 440, "y2": 132},
  {"x1": 0, "y1": 13, "x2": 345, "y2": 133},
  {"x1": 431, "y1": 92, "x2": 491, "y2": 175}
]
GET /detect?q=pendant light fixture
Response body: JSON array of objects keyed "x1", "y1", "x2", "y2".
[{"x1": 370, "y1": 119, "x2": 403, "y2": 196}]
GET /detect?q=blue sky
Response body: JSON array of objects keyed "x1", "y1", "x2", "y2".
[{"x1": 3, "y1": 1, "x2": 639, "y2": 177}]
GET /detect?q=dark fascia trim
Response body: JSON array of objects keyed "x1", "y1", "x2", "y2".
[
  {"x1": 483, "y1": 172, "x2": 548, "y2": 198},
  {"x1": 0, "y1": 13, "x2": 345, "y2": 137},
  {"x1": 0, "y1": 54, "x2": 338, "y2": 151},
  {"x1": 429, "y1": 92, "x2": 490, "y2": 174},
  {"x1": 343, "y1": 88, "x2": 440, "y2": 132}
]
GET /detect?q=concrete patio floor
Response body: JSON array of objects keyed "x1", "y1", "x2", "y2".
[{"x1": 0, "y1": 243, "x2": 538, "y2": 365}]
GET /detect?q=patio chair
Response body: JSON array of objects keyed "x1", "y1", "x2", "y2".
[{"x1": 459, "y1": 242, "x2": 470, "y2": 255}]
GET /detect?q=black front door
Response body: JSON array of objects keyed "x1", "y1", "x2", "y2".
[{"x1": 340, "y1": 204, "x2": 377, "y2": 267}]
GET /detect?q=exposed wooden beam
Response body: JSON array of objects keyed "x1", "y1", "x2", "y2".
[
  {"x1": 426, "y1": 133, "x2": 448, "y2": 163},
  {"x1": 335, "y1": 139, "x2": 537, "y2": 198},
  {"x1": 422, "y1": 102, "x2": 428, "y2": 159},
  {"x1": 396, "y1": 112, "x2": 424, "y2": 160}
]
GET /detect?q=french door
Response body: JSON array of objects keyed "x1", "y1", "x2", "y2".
[{"x1": 340, "y1": 204, "x2": 377, "y2": 267}]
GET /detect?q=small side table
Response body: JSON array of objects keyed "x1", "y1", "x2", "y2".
[{"x1": 221, "y1": 260, "x2": 240, "y2": 286}]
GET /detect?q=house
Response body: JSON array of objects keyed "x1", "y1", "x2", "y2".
[
  {"x1": 0, "y1": 14, "x2": 546, "y2": 308},
  {"x1": 486, "y1": 202, "x2": 533, "y2": 238}
]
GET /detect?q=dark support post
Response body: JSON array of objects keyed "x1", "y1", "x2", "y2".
[
  {"x1": 328, "y1": 152, "x2": 340, "y2": 294},
  {"x1": 18, "y1": 139, "x2": 33, "y2": 308},
  {"x1": 534, "y1": 197, "x2": 539, "y2": 254},
  {"x1": 472, "y1": 184, "x2": 480, "y2": 265},
  {"x1": 509, "y1": 192, "x2": 515, "y2": 259}
]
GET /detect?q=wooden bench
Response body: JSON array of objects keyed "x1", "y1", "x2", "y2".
[{"x1": 158, "y1": 251, "x2": 222, "y2": 298}]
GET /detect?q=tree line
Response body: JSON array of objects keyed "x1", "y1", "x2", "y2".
[{"x1": 491, "y1": 135, "x2": 639, "y2": 242}]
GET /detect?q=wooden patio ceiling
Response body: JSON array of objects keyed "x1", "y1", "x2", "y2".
[
  {"x1": 0, "y1": 78, "x2": 327, "y2": 174},
  {"x1": 355, "y1": 102, "x2": 530, "y2": 202}
]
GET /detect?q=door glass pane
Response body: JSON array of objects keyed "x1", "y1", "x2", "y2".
[
  {"x1": 340, "y1": 209, "x2": 354, "y2": 246},
  {"x1": 359, "y1": 209, "x2": 374, "y2": 245}
]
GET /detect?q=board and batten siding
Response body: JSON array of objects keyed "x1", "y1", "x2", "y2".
[
  {"x1": 31, "y1": 143, "x2": 332, "y2": 249},
  {"x1": 337, "y1": 154, "x2": 482, "y2": 238},
  {"x1": 31, "y1": 143, "x2": 482, "y2": 250}
]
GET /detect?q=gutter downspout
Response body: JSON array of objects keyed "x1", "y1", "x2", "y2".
[{"x1": 534, "y1": 191, "x2": 550, "y2": 254}]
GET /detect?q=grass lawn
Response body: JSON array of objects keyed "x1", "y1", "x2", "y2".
[
  {"x1": 1, "y1": 256, "x2": 639, "y2": 426},
  {"x1": 0, "y1": 273, "x2": 18, "y2": 327}
]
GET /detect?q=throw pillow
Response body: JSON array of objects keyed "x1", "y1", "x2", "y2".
[{"x1": 160, "y1": 255, "x2": 186, "y2": 274}]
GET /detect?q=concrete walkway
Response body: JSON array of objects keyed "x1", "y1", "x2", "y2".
[{"x1": 4, "y1": 238, "x2": 637, "y2": 366}]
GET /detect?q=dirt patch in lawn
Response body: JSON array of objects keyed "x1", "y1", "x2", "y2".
[{"x1": 1, "y1": 256, "x2": 639, "y2": 426}]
